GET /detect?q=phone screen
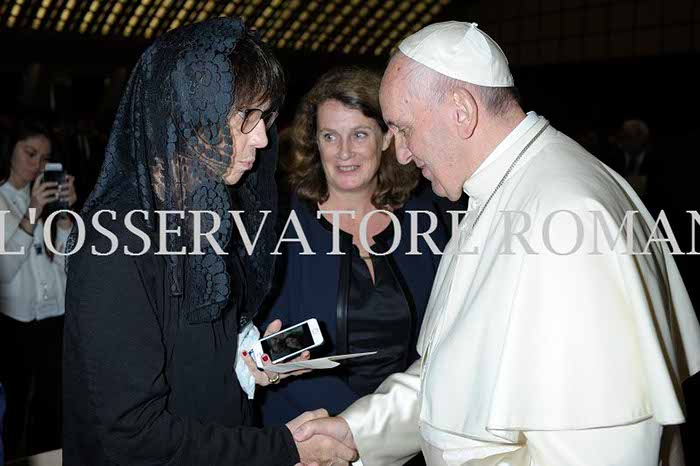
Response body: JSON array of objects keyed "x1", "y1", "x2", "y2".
[
  {"x1": 42, "y1": 169, "x2": 65, "y2": 185},
  {"x1": 43, "y1": 165, "x2": 68, "y2": 211},
  {"x1": 261, "y1": 324, "x2": 315, "y2": 362}
]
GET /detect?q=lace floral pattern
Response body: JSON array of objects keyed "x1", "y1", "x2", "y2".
[{"x1": 67, "y1": 17, "x2": 279, "y2": 325}]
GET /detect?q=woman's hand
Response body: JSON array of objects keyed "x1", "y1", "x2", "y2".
[
  {"x1": 28, "y1": 174, "x2": 59, "y2": 219},
  {"x1": 56, "y1": 175, "x2": 77, "y2": 231},
  {"x1": 241, "y1": 319, "x2": 313, "y2": 387},
  {"x1": 60, "y1": 174, "x2": 78, "y2": 207}
]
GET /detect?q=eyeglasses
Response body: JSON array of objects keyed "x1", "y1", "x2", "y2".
[{"x1": 237, "y1": 108, "x2": 278, "y2": 134}]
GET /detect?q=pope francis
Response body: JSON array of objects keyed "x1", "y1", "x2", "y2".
[{"x1": 293, "y1": 21, "x2": 700, "y2": 466}]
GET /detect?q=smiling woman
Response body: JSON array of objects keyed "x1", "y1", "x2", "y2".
[
  {"x1": 259, "y1": 68, "x2": 448, "y2": 466},
  {"x1": 288, "y1": 67, "x2": 418, "y2": 209}
]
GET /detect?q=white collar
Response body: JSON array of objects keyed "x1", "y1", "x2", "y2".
[
  {"x1": 469, "y1": 111, "x2": 539, "y2": 180},
  {"x1": 462, "y1": 114, "x2": 548, "y2": 202},
  {"x1": 0, "y1": 181, "x2": 30, "y2": 199}
]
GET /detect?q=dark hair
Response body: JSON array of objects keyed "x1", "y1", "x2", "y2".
[
  {"x1": 287, "y1": 66, "x2": 419, "y2": 209},
  {"x1": 0, "y1": 119, "x2": 51, "y2": 184},
  {"x1": 229, "y1": 29, "x2": 286, "y2": 115},
  {"x1": 0, "y1": 118, "x2": 57, "y2": 259}
]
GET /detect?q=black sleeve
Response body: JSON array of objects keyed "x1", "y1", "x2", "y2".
[{"x1": 64, "y1": 250, "x2": 300, "y2": 466}]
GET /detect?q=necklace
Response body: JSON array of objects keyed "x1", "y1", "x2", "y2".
[
  {"x1": 419, "y1": 122, "x2": 550, "y2": 387},
  {"x1": 467, "y1": 122, "x2": 550, "y2": 234}
]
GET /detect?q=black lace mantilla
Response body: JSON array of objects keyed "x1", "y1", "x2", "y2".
[{"x1": 67, "y1": 17, "x2": 279, "y2": 325}]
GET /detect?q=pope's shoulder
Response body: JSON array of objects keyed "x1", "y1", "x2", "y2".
[{"x1": 517, "y1": 128, "x2": 631, "y2": 217}]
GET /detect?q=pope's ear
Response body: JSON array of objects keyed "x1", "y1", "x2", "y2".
[
  {"x1": 451, "y1": 87, "x2": 478, "y2": 139},
  {"x1": 381, "y1": 130, "x2": 392, "y2": 151}
]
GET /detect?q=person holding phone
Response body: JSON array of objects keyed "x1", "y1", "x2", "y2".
[
  {"x1": 0, "y1": 119, "x2": 77, "y2": 459},
  {"x1": 63, "y1": 18, "x2": 356, "y2": 466},
  {"x1": 258, "y1": 68, "x2": 448, "y2": 460}
]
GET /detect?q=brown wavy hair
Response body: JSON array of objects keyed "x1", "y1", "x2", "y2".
[{"x1": 286, "y1": 66, "x2": 419, "y2": 209}]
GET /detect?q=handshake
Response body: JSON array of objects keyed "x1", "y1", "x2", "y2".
[{"x1": 287, "y1": 409, "x2": 359, "y2": 466}]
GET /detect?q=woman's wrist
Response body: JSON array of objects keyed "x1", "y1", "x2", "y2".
[
  {"x1": 57, "y1": 214, "x2": 73, "y2": 231},
  {"x1": 19, "y1": 213, "x2": 35, "y2": 235}
]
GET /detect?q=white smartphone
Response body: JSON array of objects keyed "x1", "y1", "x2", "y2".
[{"x1": 250, "y1": 318, "x2": 323, "y2": 368}]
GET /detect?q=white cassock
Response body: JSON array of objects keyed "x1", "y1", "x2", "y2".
[{"x1": 340, "y1": 112, "x2": 700, "y2": 466}]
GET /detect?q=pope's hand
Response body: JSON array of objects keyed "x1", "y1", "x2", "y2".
[{"x1": 292, "y1": 415, "x2": 358, "y2": 466}]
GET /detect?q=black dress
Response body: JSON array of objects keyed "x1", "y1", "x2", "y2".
[{"x1": 345, "y1": 240, "x2": 414, "y2": 396}]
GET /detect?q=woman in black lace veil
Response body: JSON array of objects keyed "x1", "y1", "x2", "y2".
[{"x1": 62, "y1": 18, "x2": 354, "y2": 466}]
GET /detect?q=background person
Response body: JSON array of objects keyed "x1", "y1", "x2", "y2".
[{"x1": 0, "y1": 119, "x2": 76, "y2": 460}]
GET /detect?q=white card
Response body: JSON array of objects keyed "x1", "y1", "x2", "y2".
[{"x1": 263, "y1": 351, "x2": 378, "y2": 374}]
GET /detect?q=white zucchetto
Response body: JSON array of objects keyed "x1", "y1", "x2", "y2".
[{"x1": 398, "y1": 21, "x2": 514, "y2": 87}]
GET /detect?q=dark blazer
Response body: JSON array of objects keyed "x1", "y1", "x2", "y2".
[{"x1": 259, "y1": 190, "x2": 449, "y2": 425}]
